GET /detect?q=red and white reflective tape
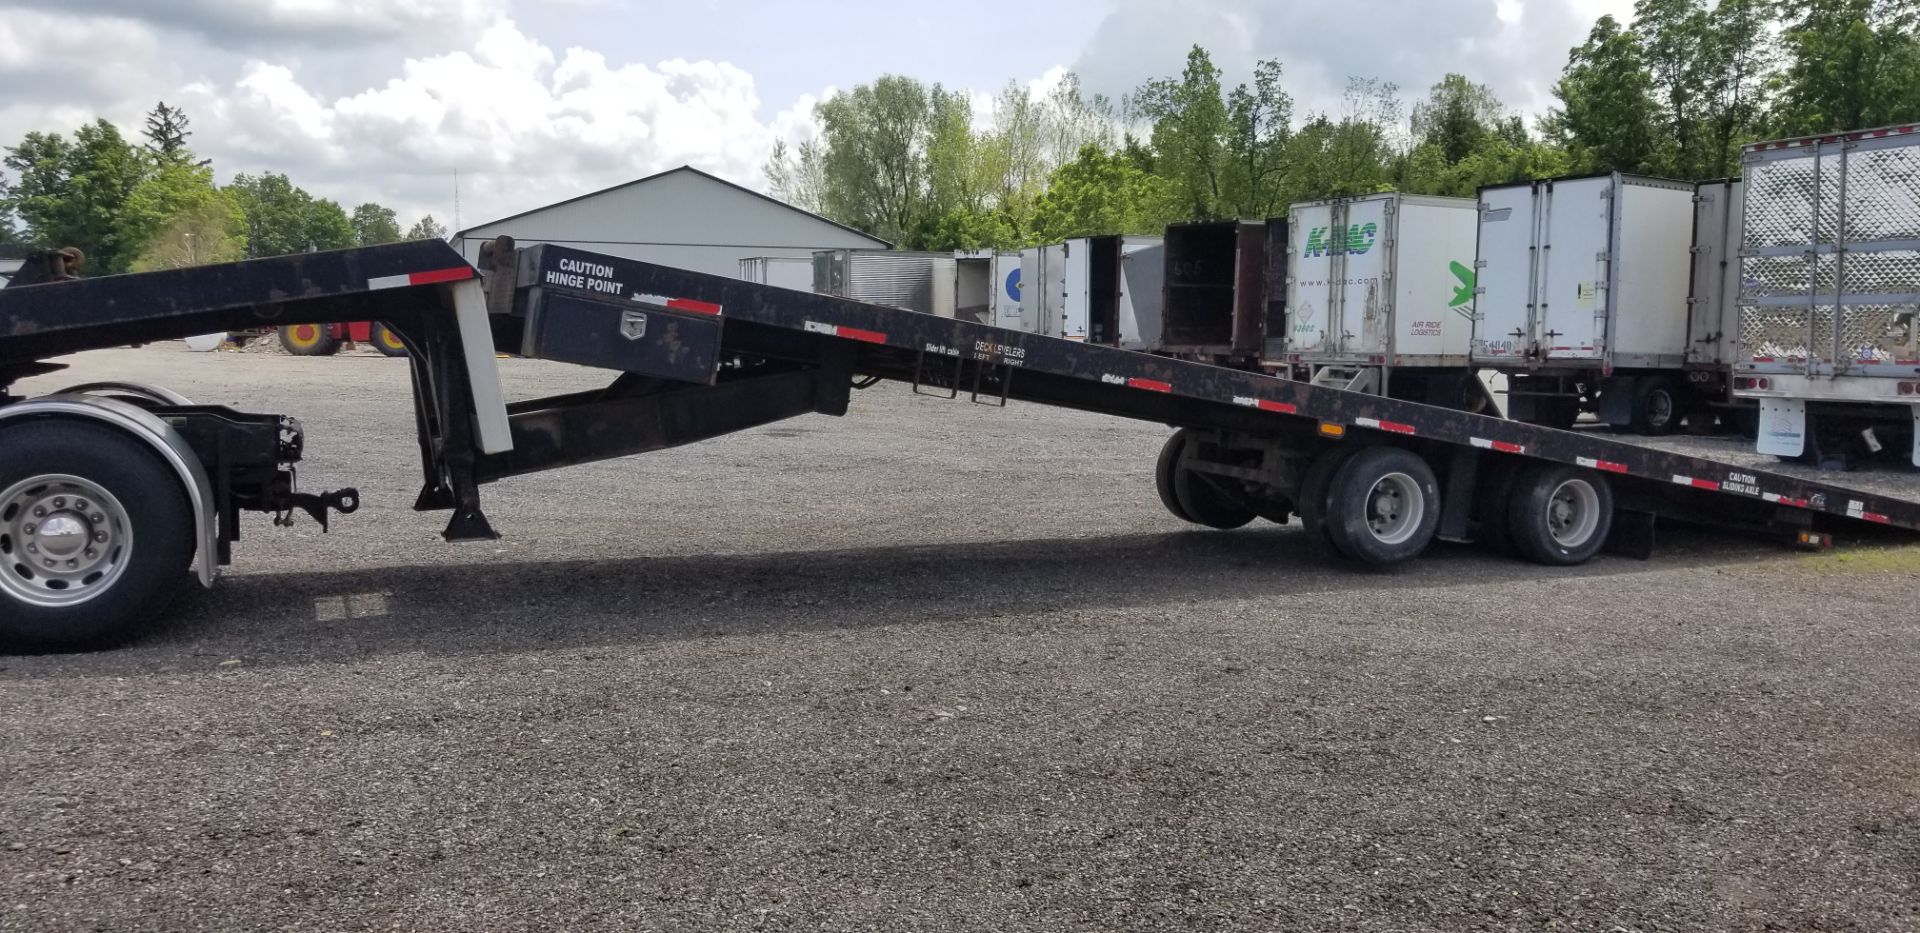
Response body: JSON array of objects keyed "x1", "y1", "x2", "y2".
[
  {"x1": 802, "y1": 320, "x2": 888, "y2": 345},
  {"x1": 1847, "y1": 501, "x2": 1891, "y2": 524},
  {"x1": 1127, "y1": 377, "x2": 1173, "y2": 393},
  {"x1": 1762, "y1": 492, "x2": 1810, "y2": 509},
  {"x1": 633, "y1": 293, "x2": 722, "y2": 316},
  {"x1": 1576, "y1": 456, "x2": 1629, "y2": 474},
  {"x1": 1470, "y1": 437, "x2": 1525, "y2": 454},
  {"x1": 367, "y1": 267, "x2": 474, "y2": 291},
  {"x1": 1672, "y1": 474, "x2": 1721, "y2": 491},
  {"x1": 1231, "y1": 395, "x2": 1297, "y2": 414},
  {"x1": 1355, "y1": 417, "x2": 1415, "y2": 435}
]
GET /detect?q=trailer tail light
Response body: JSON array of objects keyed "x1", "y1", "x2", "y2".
[
  {"x1": 1736, "y1": 376, "x2": 1772, "y2": 391},
  {"x1": 1899, "y1": 382, "x2": 1917, "y2": 396},
  {"x1": 1795, "y1": 531, "x2": 1834, "y2": 551}
]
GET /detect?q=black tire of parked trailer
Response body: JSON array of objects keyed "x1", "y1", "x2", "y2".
[{"x1": 0, "y1": 420, "x2": 195, "y2": 650}]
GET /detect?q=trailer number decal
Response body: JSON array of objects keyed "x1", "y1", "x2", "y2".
[
  {"x1": 1470, "y1": 437, "x2": 1525, "y2": 454},
  {"x1": 804, "y1": 320, "x2": 888, "y2": 345},
  {"x1": 367, "y1": 267, "x2": 474, "y2": 291},
  {"x1": 1672, "y1": 475, "x2": 1721, "y2": 491},
  {"x1": 1576, "y1": 456, "x2": 1629, "y2": 474},
  {"x1": 1232, "y1": 396, "x2": 1298, "y2": 414},
  {"x1": 633, "y1": 293, "x2": 723, "y2": 316},
  {"x1": 1723, "y1": 472, "x2": 1762, "y2": 497},
  {"x1": 1355, "y1": 417, "x2": 1415, "y2": 435}
]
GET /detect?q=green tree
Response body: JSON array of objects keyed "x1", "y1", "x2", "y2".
[
  {"x1": 1030, "y1": 144, "x2": 1177, "y2": 242},
  {"x1": 307, "y1": 199, "x2": 355, "y2": 251},
  {"x1": 1282, "y1": 79, "x2": 1403, "y2": 203},
  {"x1": 406, "y1": 215, "x2": 448, "y2": 241},
  {"x1": 814, "y1": 75, "x2": 937, "y2": 244},
  {"x1": 142, "y1": 102, "x2": 201, "y2": 167},
  {"x1": 350, "y1": 202, "x2": 402, "y2": 245},
  {"x1": 130, "y1": 194, "x2": 246, "y2": 272},
  {"x1": 1412, "y1": 74, "x2": 1515, "y2": 164},
  {"x1": 764, "y1": 138, "x2": 827, "y2": 214},
  {"x1": 116, "y1": 161, "x2": 225, "y2": 263},
  {"x1": 1633, "y1": 0, "x2": 1714, "y2": 175},
  {"x1": 2, "y1": 120, "x2": 149, "y2": 272},
  {"x1": 1698, "y1": 0, "x2": 1773, "y2": 175},
  {"x1": 1221, "y1": 59, "x2": 1294, "y2": 218},
  {"x1": 1773, "y1": 0, "x2": 1920, "y2": 134},
  {"x1": 1543, "y1": 15, "x2": 1662, "y2": 173},
  {"x1": 1133, "y1": 45, "x2": 1230, "y2": 219},
  {"x1": 229, "y1": 173, "x2": 356, "y2": 256}
]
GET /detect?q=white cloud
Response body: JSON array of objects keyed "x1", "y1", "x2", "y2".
[{"x1": 165, "y1": 18, "x2": 801, "y2": 228}]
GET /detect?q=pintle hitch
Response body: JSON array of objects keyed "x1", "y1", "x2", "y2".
[{"x1": 272, "y1": 486, "x2": 362, "y2": 532}]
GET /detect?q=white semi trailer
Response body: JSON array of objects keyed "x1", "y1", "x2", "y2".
[
  {"x1": 1733, "y1": 125, "x2": 1920, "y2": 467},
  {"x1": 1472, "y1": 174, "x2": 1700, "y2": 434},
  {"x1": 1285, "y1": 193, "x2": 1485, "y2": 409}
]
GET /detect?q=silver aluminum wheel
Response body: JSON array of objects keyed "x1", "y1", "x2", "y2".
[
  {"x1": 0, "y1": 474, "x2": 134, "y2": 608},
  {"x1": 1547, "y1": 478, "x2": 1603, "y2": 548},
  {"x1": 1364, "y1": 472, "x2": 1426, "y2": 546}
]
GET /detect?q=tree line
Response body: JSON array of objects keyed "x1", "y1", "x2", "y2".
[
  {"x1": 768, "y1": 0, "x2": 1920, "y2": 249},
  {"x1": 0, "y1": 103, "x2": 449, "y2": 275}
]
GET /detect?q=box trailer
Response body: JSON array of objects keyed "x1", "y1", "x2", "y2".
[
  {"x1": 1015, "y1": 237, "x2": 1161, "y2": 342},
  {"x1": 1112, "y1": 236, "x2": 1165, "y2": 350},
  {"x1": 738, "y1": 257, "x2": 814, "y2": 292},
  {"x1": 1285, "y1": 193, "x2": 1486, "y2": 410},
  {"x1": 1683, "y1": 180, "x2": 1750, "y2": 422},
  {"x1": 1, "y1": 237, "x2": 1913, "y2": 649},
  {"x1": 812, "y1": 249, "x2": 958, "y2": 317},
  {"x1": 1472, "y1": 174, "x2": 1700, "y2": 433},
  {"x1": 953, "y1": 250, "x2": 1015, "y2": 326},
  {"x1": 1160, "y1": 221, "x2": 1272, "y2": 367},
  {"x1": 1733, "y1": 126, "x2": 1920, "y2": 467}
]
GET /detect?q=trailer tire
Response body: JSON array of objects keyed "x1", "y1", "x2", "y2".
[
  {"x1": 1506, "y1": 463, "x2": 1614, "y2": 566},
  {"x1": 1630, "y1": 377, "x2": 1680, "y2": 436},
  {"x1": 1474, "y1": 460, "x2": 1522, "y2": 555},
  {"x1": 370, "y1": 323, "x2": 409, "y2": 358},
  {"x1": 279, "y1": 324, "x2": 340, "y2": 356},
  {"x1": 1154, "y1": 431, "x2": 1196, "y2": 523},
  {"x1": 1297, "y1": 445, "x2": 1364, "y2": 554},
  {"x1": 1166, "y1": 431, "x2": 1257, "y2": 530},
  {"x1": 0, "y1": 420, "x2": 195, "y2": 651},
  {"x1": 1321, "y1": 447, "x2": 1440, "y2": 565}
]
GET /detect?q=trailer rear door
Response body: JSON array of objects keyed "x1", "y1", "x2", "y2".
[
  {"x1": 1472, "y1": 184, "x2": 1536, "y2": 361},
  {"x1": 1538, "y1": 176, "x2": 1613, "y2": 362}
]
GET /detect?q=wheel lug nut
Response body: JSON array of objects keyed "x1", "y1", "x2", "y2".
[
  {"x1": 42, "y1": 558, "x2": 54, "y2": 568},
  {"x1": 65, "y1": 560, "x2": 77, "y2": 569},
  {"x1": 93, "y1": 532, "x2": 107, "y2": 543},
  {"x1": 51, "y1": 497, "x2": 65, "y2": 509},
  {"x1": 84, "y1": 549, "x2": 96, "y2": 559},
  {"x1": 22, "y1": 523, "x2": 34, "y2": 535},
  {"x1": 90, "y1": 513, "x2": 104, "y2": 524},
  {"x1": 74, "y1": 500, "x2": 88, "y2": 511},
  {"x1": 32, "y1": 506, "x2": 45, "y2": 517}
]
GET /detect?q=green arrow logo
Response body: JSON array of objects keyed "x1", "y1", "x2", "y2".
[{"x1": 1448, "y1": 261, "x2": 1474, "y2": 308}]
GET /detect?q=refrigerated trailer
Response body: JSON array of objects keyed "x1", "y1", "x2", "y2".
[
  {"x1": 1286, "y1": 193, "x2": 1486, "y2": 410},
  {"x1": 1, "y1": 238, "x2": 1915, "y2": 650},
  {"x1": 1734, "y1": 126, "x2": 1920, "y2": 467},
  {"x1": 1473, "y1": 174, "x2": 1702, "y2": 434}
]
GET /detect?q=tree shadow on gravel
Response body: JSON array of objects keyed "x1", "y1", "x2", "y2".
[{"x1": 3, "y1": 521, "x2": 1828, "y2": 673}]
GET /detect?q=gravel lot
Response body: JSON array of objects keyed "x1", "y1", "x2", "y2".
[{"x1": 2, "y1": 345, "x2": 1918, "y2": 932}]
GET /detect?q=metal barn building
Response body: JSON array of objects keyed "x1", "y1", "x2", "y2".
[{"x1": 451, "y1": 166, "x2": 887, "y2": 276}]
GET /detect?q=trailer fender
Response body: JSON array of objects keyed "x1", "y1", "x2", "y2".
[
  {"x1": 0, "y1": 394, "x2": 218, "y2": 588},
  {"x1": 50, "y1": 382, "x2": 194, "y2": 407}
]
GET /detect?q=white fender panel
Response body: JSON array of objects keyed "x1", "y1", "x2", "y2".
[{"x1": 0, "y1": 395, "x2": 219, "y2": 588}]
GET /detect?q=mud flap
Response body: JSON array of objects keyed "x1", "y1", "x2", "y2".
[
  {"x1": 1755, "y1": 397, "x2": 1806, "y2": 458},
  {"x1": 1912, "y1": 404, "x2": 1920, "y2": 467}
]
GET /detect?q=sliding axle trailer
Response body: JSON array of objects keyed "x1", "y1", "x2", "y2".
[{"x1": 2, "y1": 238, "x2": 1915, "y2": 649}]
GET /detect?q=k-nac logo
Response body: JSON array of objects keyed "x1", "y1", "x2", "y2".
[{"x1": 1303, "y1": 223, "x2": 1378, "y2": 258}]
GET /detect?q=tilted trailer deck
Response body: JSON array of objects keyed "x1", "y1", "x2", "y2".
[{"x1": 1, "y1": 239, "x2": 1915, "y2": 649}]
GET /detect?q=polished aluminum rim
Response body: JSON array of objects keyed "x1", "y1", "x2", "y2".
[
  {"x1": 1365, "y1": 472, "x2": 1425, "y2": 545},
  {"x1": 0, "y1": 474, "x2": 132, "y2": 608},
  {"x1": 1547, "y1": 478, "x2": 1602, "y2": 548}
]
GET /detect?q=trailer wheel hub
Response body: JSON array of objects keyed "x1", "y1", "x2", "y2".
[
  {"x1": 1364, "y1": 472, "x2": 1426, "y2": 546},
  {"x1": 0, "y1": 474, "x2": 132, "y2": 608}
]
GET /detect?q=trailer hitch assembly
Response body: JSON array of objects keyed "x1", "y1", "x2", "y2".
[{"x1": 273, "y1": 488, "x2": 361, "y2": 532}]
